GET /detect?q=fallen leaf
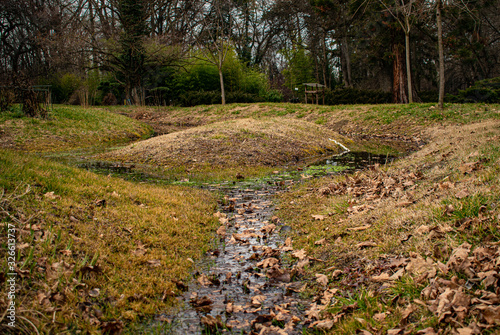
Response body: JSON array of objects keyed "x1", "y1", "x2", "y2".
[
  {"x1": 216, "y1": 225, "x2": 226, "y2": 237},
  {"x1": 292, "y1": 249, "x2": 307, "y2": 260},
  {"x1": 312, "y1": 214, "x2": 326, "y2": 221},
  {"x1": 455, "y1": 189, "x2": 470, "y2": 199},
  {"x1": 267, "y1": 265, "x2": 290, "y2": 282},
  {"x1": 416, "y1": 328, "x2": 438, "y2": 335},
  {"x1": 309, "y1": 319, "x2": 334, "y2": 330},
  {"x1": 315, "y1": 238, "x2": 328, "y2": 245},
  {"x1": 197, "y1": 274, "x2": 213, "y2": 286},
  {"x1": 347, "y1": 224, "x2": 372, "y2": 231},
  {"x1": 373, "y1": 312, "x2": 388, "y2": 322},
  {"x1": 356, "y1": 241, "x2": 377, "y2": 248},
  {"x1": 226, "y1": 302, "x2": 244, "y2": 314},
  {"x1": 201, "y1": 315, "x2": 223, "y2": 330},
  {"x1": 88, "y1": 288, "x2": 100, "y2": 297},
  {"x1": 147, "y1": 259, "x2": 161, "y2": 267},
  {"x1": 251, "y1": 295, "x2": 266, "y2": 307},
  {"x1": 316, "y1": 274, "x2": 329, "y2": 287},
  {"x1": 257, "y1": 257, "x2": 279, "y2": 269}
]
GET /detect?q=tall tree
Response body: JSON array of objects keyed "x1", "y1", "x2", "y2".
[{"x1": 116, "y1": 0, "x2": 149, "y2": 105}]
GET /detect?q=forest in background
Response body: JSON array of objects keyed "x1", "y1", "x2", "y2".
[{"x1": 1, "y1": 0, "x2": 500, "y2": 111}]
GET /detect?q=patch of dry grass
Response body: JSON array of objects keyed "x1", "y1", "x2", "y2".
[
  {"x1": 0, "y1": 150, "x2": 218, "y2": 334},
  {"x1": 100, "y1": 118, "x2": 352, "y2": 169}
]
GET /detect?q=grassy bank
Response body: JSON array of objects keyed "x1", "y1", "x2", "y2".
[
  {"x1": 0, "y1": 150, "x2": 218, "y2": 334},
  {"x1": 0, "y1": 105, "x2": 153, "y2": 152},
  {"x1": 0, "y1": 106, "x2": 219, "y2": 333},
  {"x1": 276, "y1": 119, "x2": 500, "y2": 333}
]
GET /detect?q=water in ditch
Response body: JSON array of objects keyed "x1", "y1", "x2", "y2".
[{"x1": 145, "y1": 151, "x2": 397, "y2": 334}]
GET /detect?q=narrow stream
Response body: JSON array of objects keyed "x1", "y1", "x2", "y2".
[
  {"x1": 164, "y1": 181, "x2": 309, "y2": 333},
  {"x1": 157, "y1": 152, "x2": 396, "y2": 334}
]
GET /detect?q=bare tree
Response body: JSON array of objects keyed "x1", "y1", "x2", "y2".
[{"x1": 196, "y1": 0, "x2": 235, "y2": 105}]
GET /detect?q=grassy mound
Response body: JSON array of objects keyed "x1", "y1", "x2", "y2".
[{"x1": 101, "y1": 118, "x2": 351, "y2": 168}]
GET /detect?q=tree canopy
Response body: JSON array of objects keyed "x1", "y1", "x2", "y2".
[{"x1": 1, "y1": 0, "x2": 499, "y2": 109}]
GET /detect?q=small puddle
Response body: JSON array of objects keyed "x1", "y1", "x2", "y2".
[{"x1": 315, "y1": 151, "x2": 396, "y2": 170}]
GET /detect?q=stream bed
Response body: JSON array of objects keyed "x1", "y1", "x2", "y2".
[{"x1": 155, "y1": 152, "x2": 396, "y2": 334}]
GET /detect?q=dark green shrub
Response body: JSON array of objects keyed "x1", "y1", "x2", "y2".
[{"x1": 451, "y1": 77, "x2": 500, "y2": 103}]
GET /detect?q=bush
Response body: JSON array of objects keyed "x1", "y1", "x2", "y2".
[
  {"x1": 178, "y1": 91, "x2": 221, "y2": 106},
  {"x1": 325, "y1": 88, "x2": 391, "y2": 105},
  {"x1": 451, "y1": 77, "x2": 500, "y2": 103}
]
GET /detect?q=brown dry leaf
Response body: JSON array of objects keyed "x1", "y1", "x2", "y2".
[
  {"x1": 356, "y1": 241, "x2": 377, "y2": 248},
  {"x1": 406, "y1": 255, "x2": 436, "y2": 277},
  {"x1": 316, "y1": 274, "x2": 329, "y2": 287},
  {"x1": 447, "y1": 242, "x2": 471, "y2": 270},
  {"x1": 455, "y1": 189, "x2": 470, "y2": 199},
  {"x1": 309, "y1": 319, "x2": 334, "y2": 330},
  {"x1": 314, "y1": 238, "x2": 328, "y2": 245},
  {"x1": 373, "y1": 312, "x2": 388, "y2": 322},
  {"x1": 312, "y1": 214, "x2": 326, "y2": 221},
  {"x1": 292, "y1": 249, "x2": 307, "y2": 260},
  {"x1": 267, "y1": 265, "x2": 291, "y2": 282},
  {"x1": 197, "y1": 274, "x2": 213, "y2": 286},
  {"x1": 444, "y1": 204, "x2": 455, "y2": 216},
  {"x1": 201, "y1": 315, "x2": 223, "y2": 330},
  {"x1": 257, "y1": 257, "x2": 279, "y2": 269},
  {"x1": 226, "y1": 302, "x2": 244, "y2": 314},
  {"x1": 459, "y1": 162, "x2": 480, "y2": 174},
  {"x1": 455, "y1": 324, "x2": 481, "y2": 335},
  {"x1": 387, "y1": 329, "x2": 404, "y2": 335},
  {"x1": 476, "y1": 305, "x2": 500, "y2": 324},
  {"x1": 216, "y1": 225, "x2": 226, "y2": 237},
  {"x1": 416, "y1": 328, "x2": 438, "y2": 335},
  {"x1": 415, "y1": 225, "x2": 430, "y2": 234},
  {"x1": 44, "y1": 191, "x2": 60, "y2": 199},
  {"x1": 371, "y1": 272, "x2": 391, "y2": 282},
  {"x1": 321, "y1": 289, "x2": 338, "y2": 305},
  {"x1": 305, "y1": 303, "x2": 322, "y2": 321},
  {"x1": 251, "y1": 295, "x2": 266, "y2": 307},
  {"x1": 261, "y1": 224, "x2": 276, "y2": 234},
  {"x1": 147, "y1": 259, "x2": 161, "y2": 267},
  {"x1": 396, "y1": 201, "x2": 413, "y2": 207},
  {"x1": 347, "y1": 224, "x2": 372, "y2": 232},
  {"x1": 401, "y1": 304, "x2": 415, "y2": 321}
]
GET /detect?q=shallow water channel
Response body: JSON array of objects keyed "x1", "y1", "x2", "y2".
[{"x1": 151, "y1": 151, "x2": 396, "y2": 334}]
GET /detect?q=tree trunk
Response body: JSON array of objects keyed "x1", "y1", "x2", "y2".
[
  {"x1": 340, "y1": 36, "x2": 352, "y2": 87},
  {"x1": 436, "y1": 0, "x2": 445, "y2": 109},
  {"x1": 393, "y1": 43, "x2": 408, "y2": 104},
  {"x1": 404, "y1": 19, "x2": 413, "y2": 103},
  {"x1": 219, "y1": 66, "x2": 226, "y2": 105}
]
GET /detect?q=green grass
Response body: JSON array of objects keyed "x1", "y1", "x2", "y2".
[{"x1": 1, "y1": 105, "x2": 153, "y2": 152}]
